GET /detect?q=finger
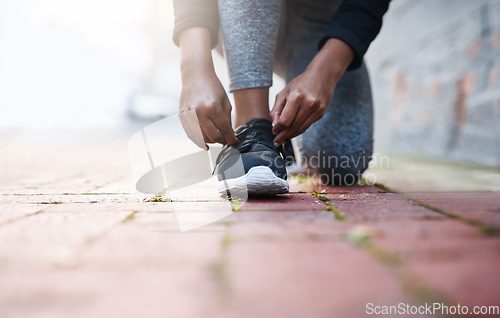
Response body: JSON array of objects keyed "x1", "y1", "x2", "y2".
[
  {"x1": 288, "y1": 112, "x2": 321, "y2": 140},
  {"x1": 273, "y1": 94, "x2": 302, "y2": 134},
  {"x1": 210, "y1": 114, "x2": 238, "y2": 146},
  {"x1": 273, "y1": 101, "x2": 310, "y2": 145},
  {"x1": 199, "y1": 116, "x2": 225, "y2": 144},
  {"x1": 179, "y1": 111, "x2": 208, "y2": 150},
  {"x1": 214, "y1": 100, "x2": 239, "y2": 146},
  {"x1": 270, "y1": 93, "x2": 286, "y2": 126}
]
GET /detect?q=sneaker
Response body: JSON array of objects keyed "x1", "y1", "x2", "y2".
[{"x1": 214, "y1": 118, "x2": 289, "y2": 196}]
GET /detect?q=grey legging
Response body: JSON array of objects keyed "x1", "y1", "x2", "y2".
[{"x1": 218, "y1": 0, "x2": 373, "y2": 185}]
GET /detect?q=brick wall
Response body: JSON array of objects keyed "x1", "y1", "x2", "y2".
[{"x1": 366, "y1": 0, "x2": 500, "y2": 167}]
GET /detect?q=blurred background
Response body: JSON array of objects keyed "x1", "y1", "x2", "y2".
[
  {"x1": 1, "y1": 0, "x2": 499, "y2": 166},
  {"x1": 367, "y1": 0, "x2": 500, "y2": 167}
]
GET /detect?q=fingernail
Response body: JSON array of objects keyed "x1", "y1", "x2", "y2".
[{"x1": 274, "y1": 142, "x2": 280, "y2": 148}]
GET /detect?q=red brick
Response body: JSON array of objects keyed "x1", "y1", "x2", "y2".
[
  {"x1": 0, "y1": 209, "x2": 130, "y2": 270},
  {"x1": 407, "y1": 192, "x2": 500, "y2": 228},
  {"x1": 240, "y1": 193, "x2": 326, "y2": 211},
  {"x1": 325, "y1": 193, "x2": 444, "y2": 221},
  {"x1": 222, "y1": 241, "x2": 413, "y2": 318},
  {"x1": 411, "y1": 258, "x2": 500, "y2": 307},
  {"x1": 366, "y1": 219, "x2": 500, "y2": 306},
  {"x1": 226, "y1": 215, "x2": 348, "y2": 243},
  {"x1": 289, "y1": 178, "x2": 383, "y2": 194},
  {"x1": 224, "y1": 210, "x2": 336, "y2": 224},
  {"x1": 0, "y1": 268, "x2": 219, "y2": 318}
]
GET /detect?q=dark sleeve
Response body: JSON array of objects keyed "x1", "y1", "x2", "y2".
[
  {"x1": 319, "y1": 0, "x2": 391, "y2": 70},
  {"x1": 173, "y1": 0, "x2": 219, "y2": 48}
]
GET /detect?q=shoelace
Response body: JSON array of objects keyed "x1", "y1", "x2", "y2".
[{"x1": 213, "y1": 122, "x2": 284, "y2": 175}]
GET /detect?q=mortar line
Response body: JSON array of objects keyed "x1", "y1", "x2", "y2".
[
  {"x1": 0, "y1": 204, "x2": 57, "y2": 229},
  {"x1": 374, "y1": 183, "x2": 500, "y2": 236}
]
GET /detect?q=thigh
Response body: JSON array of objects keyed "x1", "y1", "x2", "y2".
[{"x1": 274, "y1": 0, "x2": 342, "y2": 80}]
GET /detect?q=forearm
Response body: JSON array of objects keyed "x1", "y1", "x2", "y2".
[
  {"x1": 319, "y1": 0, "x2": 390, "y2": 70},
  {"x1": 179, "y1": 27, "x2": 216, "y2": 82},
  {"x1": 306, "y1": 38, "x2": 354, "y2": 86}
]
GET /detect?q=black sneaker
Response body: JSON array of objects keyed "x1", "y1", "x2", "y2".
[{"x1": 214, "y1": 118, "x2": 289, "y2": 196}]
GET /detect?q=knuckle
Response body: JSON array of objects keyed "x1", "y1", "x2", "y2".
[
  {"x1": 278, "y1": 120, "x2": 291, "y2": 128},
  {"x1": 203, "y1": 102, "x2": 217, "y2": 114},
  {"x1": 291, "y1": 91, "x2": 304, "y2": 100},
  {"x1": 306, "y1": 97, "x2": 320, "y2": 108},
  {"x1": 319, "y1": 105, "x2": 327, "y2": 115}
]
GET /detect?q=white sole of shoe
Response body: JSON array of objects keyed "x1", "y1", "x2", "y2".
[{"x1": 217, "y1": 166, "x2": 290, "y2": 196}]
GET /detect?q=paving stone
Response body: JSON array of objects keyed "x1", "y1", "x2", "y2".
[
  {"x1": 167, "y1": 184, "x2": 227, "y2": 202},
  {"x1": 87, "y1": 178, "x2": 135, "y2": 194},
  {"x1": 365, "y1": 219, "x2": 500, "y2": 307},
  {"x1": 411, "y1": 258, "x2": 500, "y2": 307},
  {"x1": 367, "y1": 219, "x2": 489, "y2": 261},
  {"x1": 367, "y1": 156, "x2": 500, "y2": 192},
  {"x1": 289, "y1": 180, "x2": 383, "y2": 194},
  {"x1": 48, "y1": 201, "x2": 174, "y2": 213},
  {"x1": 405, "y1": 192, "x2": 500, "y2": 228},
  {"x1": 327, "y1": 192, "x2": 404, "y2": 201},
  {"x1": 80, "y1": 221, "x2": 226, "y2": 269},
  {"x1": 0, "y1": 194, "x2": 144, "y2": 205},
  {"x1": 325, "y1": 193, "x2": 444, "y2": 221},
  {"x1": 240, "y1": 193, "x2": 326, "y2": 211},
  {"x1": 0, "y1": 204, "x2": 49, "y2": 225},
  {"x1": 3, "y1": 137, "x2": 500, "y2": 318},
  {"x1": 227, "y1": 219, "x2": 349, "y2": 245},
  {"x1": 222, "y1": 241, "x2": 413, "y2": 317},
  {"x1": 0, "y1": 209, "x2": 130, "y2": 270},
  {"x1": 0, "y1": 268, "x2": 219, "y2": 318},
  {"x1": 224, "y1": 210, "x2": 336, "y2": 224}
]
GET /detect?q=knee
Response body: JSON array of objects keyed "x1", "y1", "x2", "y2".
[{"x1": 302, "y1": 151, "x2": 372, "y2": 186}]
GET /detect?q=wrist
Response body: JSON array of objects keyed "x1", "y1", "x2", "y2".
[
  {"x1": 307, "y1": 38, "x2": 354, "y2": 84},
  {"x1": 179, "y1": 27, "x2": 216, "y2": 82}
]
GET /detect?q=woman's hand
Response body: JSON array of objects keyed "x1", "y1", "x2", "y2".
[
  {"x1": 270, "y1": 38, "x2": 354, "y2": 147},
  {"x1": 179, "y1": 70, "x2": 238, "y2": 149},
  {"x1": 179, "y1": 27, "x2": 239, "y2": 149}
]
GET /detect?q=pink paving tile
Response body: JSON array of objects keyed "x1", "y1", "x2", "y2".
[
  {"x1": 289, "y1": 179, "x2": 384, "y2": 194},
  {"x1": 222, "y1": 241, "x2": 413, "y2": 318},
  {"x1": 327, "y1": 192, "x2": 403, "y2": 201},
  {"x1": 325, "y1": 193, "x2": 444, "y2": 221},
  {"x1": 407, "y1": 192, "x2": 500, "y2": 228},
  {"x1": 240, "y1": 193, "x2": 326, "y2": 211},
  {"x1": 227, "y1": 222, "x2": 345, "y2": 243},
  {"x1": 368, "y1": 219, "x2": 492, "y2": 263},
  {"x1": 411, "y1": 257, "x2": 500, "y2": 307},
  {"x1": 365, "y1": 219, "x2": 500, "y2": 307},
  {"x1": 80, "y1": 222, "x2": 225, "y2": 270},
  {"x1": 0, "y1": 204, "x2": 48, "y2": 225},
  {"x1": 0, "y1": 268, "x2": 219, "y2": 318},
  {"x1": 224, "y1": 210, "x2": 335, "y2": 224}
]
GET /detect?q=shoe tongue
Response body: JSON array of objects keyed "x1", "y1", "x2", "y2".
[{"x1": 235, "y1": 118, "x2": 272, "y2": 134}]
